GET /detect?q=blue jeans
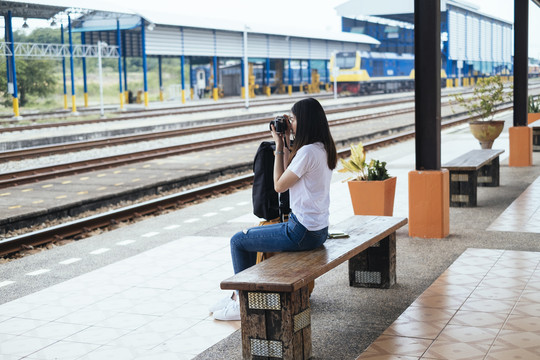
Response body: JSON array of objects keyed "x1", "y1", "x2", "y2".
[{"x1": 230, "y1": 212, "x2": 328, "y2": 274}]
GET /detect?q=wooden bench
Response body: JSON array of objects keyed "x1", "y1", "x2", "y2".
[
  {"x1": 442, "y1": 149, "x2": 504, "y2": 207},
  {"x1": 531, "y1": 120, "x2": 540, "y2": 151},
  {"x1": 220, "y1": 215, "x2": 407, "y2": 360}
]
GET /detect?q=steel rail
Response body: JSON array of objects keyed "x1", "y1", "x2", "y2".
[
  {"x1": 0, "y1": 104, "x2": 513, "y2": 257},
  {"x1": 0, "y1": 106, "x2": 419, "y2": 188},
  {"x1": 0, "y1": 93, "x2": 334, "y2": 129},
  {"x1": 0, "y1": 100, "x2": 416, "y2": 162}
]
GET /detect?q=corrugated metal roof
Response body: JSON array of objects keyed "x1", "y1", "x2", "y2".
[
  {"x1": 138, "y1": 9, "x2": 379, "y2": 45},
  {"x1": 335, "y1": 0, "x2": 512, "y2": 26},
  {"x1": 1, "y1": 0, "x2": 379, "y2": 46}
]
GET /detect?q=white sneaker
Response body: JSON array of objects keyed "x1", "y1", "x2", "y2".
[
  {"x1": 208, "y1": 292, "x2": 235, "y2": 313},
  {"x1": 213, "y1": 300, "x2": 240, "y2": 321}
]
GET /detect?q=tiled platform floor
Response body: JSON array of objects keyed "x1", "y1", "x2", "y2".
[
  {"x1": 0, "y1": 236, "x2": 241, "y2": 359},
  {"x1": 357, "y1": 248, "x2": 540, "y2": 359},
  {"x1": 488, "y1": 176, "x2": 540, "y2": 233}
]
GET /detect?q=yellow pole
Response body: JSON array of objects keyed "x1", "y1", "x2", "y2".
[
  {"x1": 84, "y1": 93, "x2": 89, "y2": 107},
  {"x1": 119, "y1": 92, "x2": 124, "y2": 110},
  {"x1": 213, "y1": 87, "x2": 218, "y2": 101},
  {"x1": 159, "y1": 90, "x2": 164, "y2": 102},
  {"x1": 288, "y1": 85, "x2": 292, "y2": 96},
  {"x1": 71, "y1": 95, "x2": 77, "y2": 113},
  {"x1": 181, "y1": 89, "x2": 186, "y2": 104},
  {"x1": 12, "y1": 97, "x2": 20, "y2": 118},
  {"x1": 241, "y1": 86, "x2": 245, "y2": 99},
  {"x1": 190, "y1": 88, "x2": 194, "y2": 100},
  {"x1": 125, "y1": 91, "x2": 129, "y2": 103},
  {"x1": 265, "y1": 86, "x2": 271, "y2": 96},
  {"x1": 144, "y1": 91, "x2": 149, "y2": 107},
  {"x1": 63, "y1": 94, "x2": 68, "y2": 109}
]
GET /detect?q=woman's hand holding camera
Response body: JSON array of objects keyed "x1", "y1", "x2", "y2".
[{"x1": 270, "y1": 115, "x2": 291, "y2": 152}]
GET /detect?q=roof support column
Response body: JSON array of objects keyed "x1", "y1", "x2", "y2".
[
  {"x1": 122, "y1": 31, "x2": 128, "y2": 103},
  {"x1": 288, "y1": 59, "x2": 292, "y2": 96},
  {"x1": 189, "y1": 57, "x2": 193, "y2": 100},
  {"x1": 265, "y1": 58, "x2": 271, "y2": 96},
  {"x1": 81, "y1": 32, "x2": 89, "y2": 107},
  {"x1": 6, "y1": 11, "x2": 20, "y2": 119},
  {"x1": 141, "y1": 18, "x2": 148, "y2": 108},
  {"x1": 68, "y1": 15, "x2": 77, "y2": 114},
  {"x1": 61, "y1": 24, "x2": 67, "y2": 110},
  {"x1": 116, "y1": 20, "x2": 124, "y2": 110},
  {"x1": 180, "y1": 27, "x2": 186, "y2": 104},
  {"x1": 180, "y1": 55, "x2": 186, "y2": 104},
  {"x1": 408, "y1": 0, "x2": 449, "y2": 239},
  {"x1": 158, "y1": 55, "x2": 163, "y2": 102},
  {"x1": 509, "y1": 0, "x2": 532, "y2": 166},
  {"x1": 213, "y1": 56, "x2": 219, "y2": 101}
]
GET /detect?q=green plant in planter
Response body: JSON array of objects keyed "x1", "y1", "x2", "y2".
[
  {"x1": 528, "y1": 95, "x2": 540, "y2": 113},
  {"x1": 453, "y1": 75, "x2": 512, "y2": 121},
  {"x1": 338, "y1": 142, "x2": 390, "y2": 181}
]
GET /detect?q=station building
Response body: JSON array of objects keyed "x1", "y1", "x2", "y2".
[{"x1": 335, "y1": 0, "x2": 514, "y2": 82}]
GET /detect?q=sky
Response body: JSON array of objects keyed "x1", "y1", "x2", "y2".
[{"x1": 7, "y1": 0, "x2": 540, "y2": 59}]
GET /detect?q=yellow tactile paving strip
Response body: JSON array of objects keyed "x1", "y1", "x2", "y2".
[
  {"x1": 356, "y1": 248, "x2": 540, "y2": 359},
  {"x1": 487, "y1": 176, "x2": 540, "y2": 233}
]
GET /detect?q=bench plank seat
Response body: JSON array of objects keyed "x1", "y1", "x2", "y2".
[
  {"x1": 221, "y1": 216, "x2": 407, "y2": 293},
  {"x1": 220, "y1": 215, "x2": 407, "y2": 360},
  {"x1": 442, "y1": 149, "x2": 504, "y2": 207}
]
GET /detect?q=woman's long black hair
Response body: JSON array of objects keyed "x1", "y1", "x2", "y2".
[{"x1": 289, "y1": 97, "x2": 337, "y2": 170}]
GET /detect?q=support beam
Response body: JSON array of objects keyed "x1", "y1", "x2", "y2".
[
  {"x1": 61, "y1": 24, "x2": 67, "y2": 110},
  {"x1": 158, "y1": 55, "x2": 163, "y2": 101},
  {"x1": 409, "y1": 0, "x2": 449, "y2": 239},
  {"x1": 122, "y1": 31, "x2": 128, "y2": 103},
  {"x1": 6, "y1": 11, "x2": 20, "y2": 118},
  {"x1": 213, "y1": 55, "x2": 219, "y2": 101},
  {"x1": 68, "y1": 15, "x2": 77, "y2": 114},
  {"x1": 181, "y1": 55, "x2": 186, "y2": 104},
  {"x1": 81, "y1": 32, "x2": 88, "y2": 107},
  {"x1": 141, "y1": 18, "x2": 148, "y2": 108},
  {"x1": 116, "y1": 20, "x2": 124, "y2": 110},
  {"x1": 510, "y1": 0, "x2": 532, "y2": 166}
]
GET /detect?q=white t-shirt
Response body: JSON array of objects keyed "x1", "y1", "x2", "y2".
[{"x1": 287, "y1": 142, "x2": 332, "y2": 231}]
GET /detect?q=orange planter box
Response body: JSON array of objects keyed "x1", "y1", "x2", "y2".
[
  {"x1": 347, "y1": 177, "x2": 397, "y2": 216},
  {"x1": 528, "y1": 113, "x2": 540, "y2": 124}
]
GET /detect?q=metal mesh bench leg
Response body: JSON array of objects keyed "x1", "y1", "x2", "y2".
[
  {"x1": 348, "y1": 233, "x2": 396, "y2": 289},
  {"x1": 239, "y1": 286, "x2": 312, "y2": 359}
]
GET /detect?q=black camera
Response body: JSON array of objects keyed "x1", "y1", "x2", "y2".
[{"x1": 269, "y1": 115, "x2": 289, "y2": 134}]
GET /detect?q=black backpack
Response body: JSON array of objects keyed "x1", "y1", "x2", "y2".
[{"x1": 252, "y1": 141, "x2": 290, "y2": 221}]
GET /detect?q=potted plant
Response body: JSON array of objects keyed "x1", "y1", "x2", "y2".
[
  {"x1": 454, "y1": 75, "x2": 512, "y2": 149},
  {"x1": 338, "y1": 143, "x2": 396, "y2": 216},
  {"x1": 528, "y1": 95, "x2": 540, "y2": 124}
]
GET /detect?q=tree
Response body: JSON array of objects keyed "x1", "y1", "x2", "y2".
[
  {"x1": 0, "y1": 57, "x2": 57, "y2": 107},
  {"x1": 1, "y1": 29, "x2": 60, "y2": 107}
]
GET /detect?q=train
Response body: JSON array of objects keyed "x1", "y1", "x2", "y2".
[{"x1": 330, "y1": 50, "x2": 421, "y2": 95}]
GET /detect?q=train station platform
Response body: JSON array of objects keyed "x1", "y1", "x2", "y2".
[{"x1": 0, "y1": 110, "x2": 539, "y2": 359}]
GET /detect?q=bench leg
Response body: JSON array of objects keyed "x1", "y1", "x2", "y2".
[
  {"x1": 478, "y1": 157, "x2": 500, "y2": 187},
  {"x1": 449, "y1": 170, "x2": 477, "y2": 207},
  {"x1": 239, "y1": 286, "x2": 312, "y2": 359},
  {"x1": 348, "y1": 232, "x2": 396, "y2": 288}
]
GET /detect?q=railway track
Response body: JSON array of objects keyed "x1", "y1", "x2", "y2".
[
  {"x1": 0, "y1": 101, "x2": 441, "y2": 188},
  {"x1": 0, "y1": 93, "x2": 334, "y2": 131},
  {"x1": 0, "y1": 99, "x2": 417, "y2": 161},
  {"x1": 0, "y1": 103, "x2": 513, "y2": 257}
]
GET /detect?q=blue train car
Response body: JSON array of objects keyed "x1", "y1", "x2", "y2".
[{"x1": 330, "y1": 51, "x2": 418, "y2": 95}]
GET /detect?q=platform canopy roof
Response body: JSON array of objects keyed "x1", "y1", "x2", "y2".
[
  {"x1": 0, "y1": 0, "x2": 380, "y2": 46},
  {"x1": 335, "y1": 0, "x2": 519, "y2": 26}
]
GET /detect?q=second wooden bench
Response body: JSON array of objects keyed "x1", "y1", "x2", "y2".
[{"x1": 442, "y1": 149, "x2": 504, "y2": 207}]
